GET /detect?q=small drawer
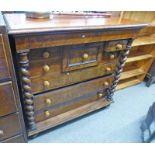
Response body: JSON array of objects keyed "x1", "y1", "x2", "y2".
[
  {"x1": 0, "y1": 82, "x2": 17, "y2": 117},
  {"x1": 28, "y1": 47, "x2": 59, "y2": 62},
  {"x1": 0, "y1": 114, "x2": 22, "y2": 141},
  {"x1": 104, "y1": 39, "x2": 128, "y2": 52},
  {"x1": 33, "y1": 75, "x2": 113, "y2": 122},
  {"x1": 0, "y1": 34, "x2": 11, "y2": 81},
  {"x1": 62, "y1": 43, "x2": 103, "y2": 72}
]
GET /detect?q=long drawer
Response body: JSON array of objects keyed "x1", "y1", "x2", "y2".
[
  {"x1": 31, "y1": 62, "x2": 115, "y2": 94},
  {"x1": 34, "y1": 75, "x2": 113, "y2": 123},
  {"x1": 0, "y1": 113, "x2": 22, "y2": 141},
  {"x1": 0, "y1": 82, "x2": 17, "y2": 117}
]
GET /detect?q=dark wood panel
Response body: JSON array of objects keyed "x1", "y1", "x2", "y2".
[
  {"x1": 0, "y1": 82, "x2": 17, "y2": 117},
  {"x1": 62, "y1": 42, "x2": 103, "y2": 71},
  {"x1": 0, "y1": 34, "x2": 11, "y2": 81},
  {"x1": 34, "y1": 75, "x2": 113, "y2": 122},
  {"x1": 0, "y1": 113, "x2": 22, "y2": 141}
]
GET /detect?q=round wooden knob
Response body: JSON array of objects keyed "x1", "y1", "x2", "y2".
[
  {"x1": 0, "y1": 130, "x2": 4, "y2": 136},
  {"x1": 43, "y1": 65, "x2": 50, "y2": 72},
  {"x1": 83, "y1": 53, "x2": 89, "y2": 59},
  {"x1": 66, "y1": 72, "x2": 70, "y2": 76},
  {"x1": 98, "y1": 92, "x2": 103, "y2": 98},
  {"x1": 82, "y1": 34, "x2": 86, "y2": 38},
  {"x1": 45, "y1": 98, "x2": 52, "y2": 105},
  {"x1": 104, "y1": 81, "x2": 109, "y2": 87},
  {"x1": 110, "y1": 54, "x2": 115, "y2": 59},
  {"x1": 45, "y1": 111, "x2": 50, "y2": 117},
  {"x1": 43, "y1": 52, "x2": 50, "y2": 58},
  {"x1": 116, "y1": 44, "x2": 123, "y2": 50},
  {"x1": 43, "y1": 81, "x2": 50, "y2": 87},
  {"x1": 106, "y1": 67, "x2": 111, "y2": 72}
]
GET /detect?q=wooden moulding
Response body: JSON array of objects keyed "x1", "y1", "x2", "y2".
[{"x1": 28, "y1": 98, "x2": 110, "y2": 136}]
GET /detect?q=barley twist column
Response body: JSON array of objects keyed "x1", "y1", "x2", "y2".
[
  {"x1": 106, "y1": 39, "x2": 133, "y2": 101},
  {"x1": 19, "y1": 50, "x2": 36, "y2": 130}
]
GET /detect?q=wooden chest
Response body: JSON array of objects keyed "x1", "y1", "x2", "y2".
[
  {"x1": 0, "y1": 13, "x2": 27, "y2": 143},
  {"x1": 4, "y1": 13, "x2": 147, "y2": 137}
]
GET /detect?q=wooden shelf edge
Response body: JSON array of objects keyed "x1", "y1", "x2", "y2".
[
  {"x1": 116, "y1": 79, "x2": 141, "y2": 91},
  {"x1": 28, "y1": 98, "x2": 111, "y2": 137},
  {"x1": 132, "y1": 35, "x2": 155, "y2": 47},
  {"x1": 126, "y1": 54, "x2": 153, "y2": 63},
  {"x1": 120, "y1": 68, "x2": 145, "y2": 80}
]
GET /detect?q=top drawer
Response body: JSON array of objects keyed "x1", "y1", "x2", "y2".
[
  {"x1": 62, "y1": 43, "x2": 103, "y2": 72},
  {"x1": 104, "y1": 39, "x2": 128, "y2": 52},
  {"x1": 0, "y1": 34, "x2": 11, "y2": 81}
]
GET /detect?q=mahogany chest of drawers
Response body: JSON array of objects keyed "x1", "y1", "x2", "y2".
[
  {"x1": 4, "y1": 13, "x2": 146, "y2": 137},
  {"x1": 0, "y1": 13, "x2": 27, "y2": 142}
]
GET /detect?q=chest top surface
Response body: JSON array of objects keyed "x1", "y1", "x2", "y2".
[{"x1": 4, "y1": 13, "x2": 147, "y2": 34}]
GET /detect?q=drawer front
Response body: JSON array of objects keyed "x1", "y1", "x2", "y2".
[
  {"x1": 34, "y1": 75, "x2": 113, "y2": 122},
  {"x1": 104, "y1": 39, "x2": 128, "y2": 52},
  {"x1": 0, "y1": 114, "x2": 22, "y2": 141},
  {"x1": 0, "y1": 34, "x2": 10, "y2": 81},
  {"x1": 2, "y1": 135, "x2": 25, "y2": 143},
  {"x1": 31, "y1": 63, "x2": 115, "y2": 94},
  {"x1": 15, "y1": 29, "x2": 136, "y2": 51},
  {"x1": 0, "y1": 82, "x2": 17, "y2": 117},
  {"x1": 62, "y1": 43, "x2": 103, "y2": 72}
]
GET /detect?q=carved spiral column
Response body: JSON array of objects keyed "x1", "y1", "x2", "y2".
[
  {"x1": 106, "y1": 39, "x2": 133, "y2": 101},
  {"x1": 18, "y1": 50, "x2": 36, "y2": 130}
]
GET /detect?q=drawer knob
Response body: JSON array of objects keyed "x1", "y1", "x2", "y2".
[
  {"x1": 83, "y1": 53, "x2": 89, "y2": 59},
  {"x1": 116, "y1": 44, "x2": 123, "y2": 50},
  {"x1": 106, "y1": 67, "x2": 111, "y2": 72},
  {"x1": 82, "y1": 34, "x2": 86, "y2": 38},
  {"x1": 98, "y1": 92, "x2": 103, "y2": 98},
  {"x1": 45, "y1": 98, "x2": 52, "y2": 105},
  {"x1": 110, "y1": 54, "x2": 115, "y2": 59},
  {"x1": 0, "y1": 130, "x2": 4, "y2": 136},
  {"x1": 43, "y1": 65, "x2": 50, "y2": 72},
  {"x1": 66, "y1": 72, "x2": 70, "y2": 76},
  {"x1": 45, "y1": 111, "x2": 50, "y2": 117},
  {"x1": 43, "y1": 81, "x2": 50, "y2": 87},
  {"x1": 43, "y1": 52, "x2": 50, "y2": 58},
  {"x1": 104, "y1": 81, "x2": 109, "y2": 87}
]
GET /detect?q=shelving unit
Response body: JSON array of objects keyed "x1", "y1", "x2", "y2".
[
  {"x1": 117, "y1": 22, "x2": 155, "y2": 90},
  {"x1": 120, "y1": 69, "x2": 145, "y2": 80},
  {"x1": 126, "y1": 54, "x2": 153, "y2": 63}
]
